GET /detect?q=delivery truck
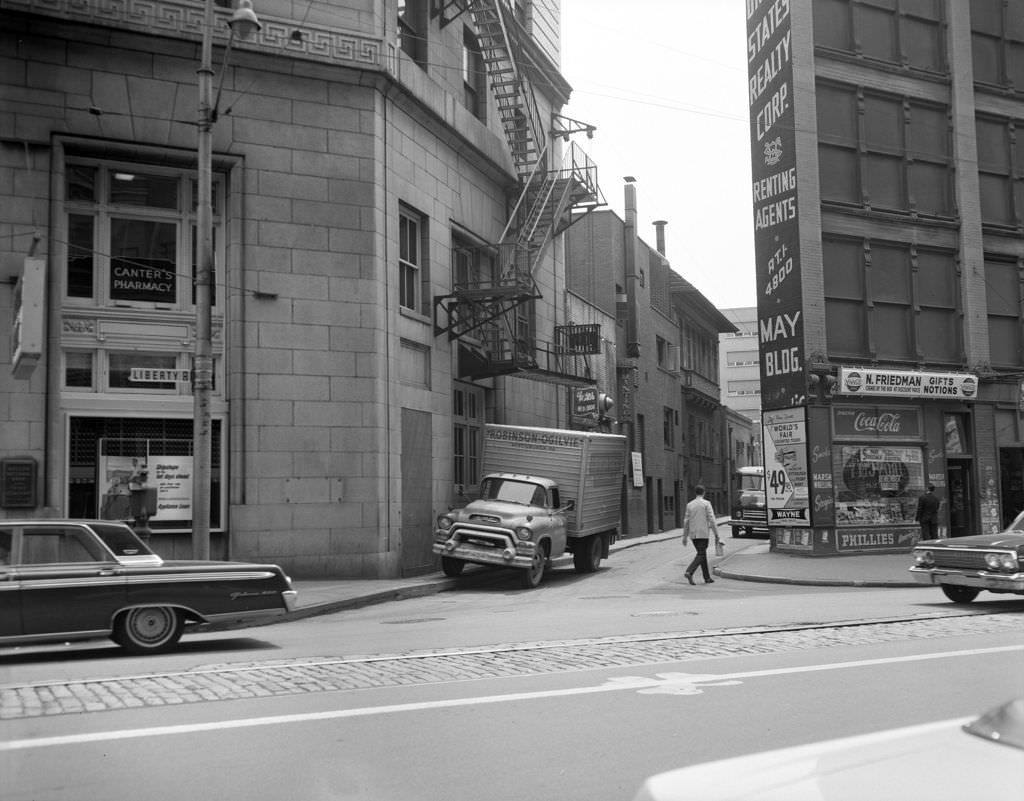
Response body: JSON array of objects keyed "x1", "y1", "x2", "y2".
[{"x1": 433, "y1": 424, "x2": 627, "y2": 588}]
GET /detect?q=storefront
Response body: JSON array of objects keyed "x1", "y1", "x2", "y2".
[{"x1": 769, "y1": 367, "x2": 981, "y2": 556}]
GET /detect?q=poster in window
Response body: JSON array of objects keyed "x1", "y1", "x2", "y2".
[
  {"x1": 835, "y1": 445, "x2": 925, "y2": 526},
  {"x1": 97, "y1": 452, "x2": 193, "y2": 523},
  {"x1": 763, "y1": 407, "x2": 810, "y2": 526}
]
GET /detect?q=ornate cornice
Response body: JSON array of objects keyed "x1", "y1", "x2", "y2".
[{"x1": 0, "y1": 0, "x2": 393, "y2": 73}]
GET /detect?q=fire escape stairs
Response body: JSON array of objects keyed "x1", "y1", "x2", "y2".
[{"x1": 432, "y1": 0, "x2": 604, "y2": 383}]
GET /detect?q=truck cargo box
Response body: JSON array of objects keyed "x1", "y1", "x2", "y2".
[{"x1": 482, "y1": 424, "x2": 626, "y2": 539}]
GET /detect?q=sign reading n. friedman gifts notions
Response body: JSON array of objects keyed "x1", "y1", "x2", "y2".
[{"x1": 838, "y1": 367, "x2": 978, "y2": 400}]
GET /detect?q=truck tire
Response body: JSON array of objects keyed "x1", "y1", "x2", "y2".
[
  {"x1": 441, "y1": 557, "x2": 465, "y2": 577},
  {"x1": 520, "y1": 544, "x2": 547, "y2": 589},
  {"x1": 731, "y1": 525, "x2": 742, "y2": 538},
  {"x1": 573, "y1": 534, "x2": 603, "y2": 573}
]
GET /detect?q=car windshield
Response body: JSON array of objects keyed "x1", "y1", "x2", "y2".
[{"x1": 90, "y1": 522, "x2": 156, "y2": 557}]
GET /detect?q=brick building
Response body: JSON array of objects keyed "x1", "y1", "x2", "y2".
[{"x1": 748, "y1": 0, "x2": 1024, "y2": 555}]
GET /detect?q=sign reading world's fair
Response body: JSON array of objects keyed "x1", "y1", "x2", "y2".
[{"x1": 747, "y1": 0, "x2": 805, "y2": 411}]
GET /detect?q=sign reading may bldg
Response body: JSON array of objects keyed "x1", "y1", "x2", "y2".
[
  {"x1": 747, "y1": 0, "x2": 805, "y2": 410},
  {"x1": 838, "y1": 367, "x2": 978, "y2": 400}
]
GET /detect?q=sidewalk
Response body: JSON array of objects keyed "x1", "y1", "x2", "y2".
[{"x1": 282, "y1": 527, "x2": 921, "y2": 622}]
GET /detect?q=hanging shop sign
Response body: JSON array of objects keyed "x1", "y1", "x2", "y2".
[
  {"x1": 763, "y1": 407, "x2": 810, "y2": 526},
  {"x1": 11, "y1": 257, "x2": 45, "y2": 379},
  {"x1": 837, "y1": 367, "x2": 978, "y2": 399}
]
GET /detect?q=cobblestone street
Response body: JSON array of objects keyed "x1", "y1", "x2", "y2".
[{"x1": 3, "y1": 611, "x2": 1017, "y2": 721}]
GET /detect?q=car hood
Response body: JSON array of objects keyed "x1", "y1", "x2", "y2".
[
  {"x1": 632, "y1": 709, "x2": 1024, "y2": 801},
  {"x1": 918, "y1": 533, "x2": 1024, "y2": 549}
]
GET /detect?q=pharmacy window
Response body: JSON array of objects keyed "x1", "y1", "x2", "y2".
[{"x1": 64, "y1": 160, "x2": 224, "y2": 310}]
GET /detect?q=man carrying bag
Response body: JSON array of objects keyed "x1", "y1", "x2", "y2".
[{"x1": 681, "y1": 485, "x2": 721, "y2": 585}]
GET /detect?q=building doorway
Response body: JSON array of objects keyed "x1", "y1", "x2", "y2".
[
  {"x1": 999, "y1": 448, "x2": 1024, "y2": 527},
  {"x1": 946, "y1": 460, "x2": 974, "y2": 538}
]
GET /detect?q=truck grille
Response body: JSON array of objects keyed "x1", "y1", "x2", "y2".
[
  {"x1": 468, "y1": 513, "x2": 502, "y2": 525},
  {"x1": 739, "y1": 509, "x2": 767, "y2": 523}
]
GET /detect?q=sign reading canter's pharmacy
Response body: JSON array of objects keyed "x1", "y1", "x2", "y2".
[{"x1": 837, "y1": 368, "x2": 978, "y2": 400}]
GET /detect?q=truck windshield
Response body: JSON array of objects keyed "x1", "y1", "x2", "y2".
[
  {"x1": 739, "y1": 474, "x2": 763, "y2": 492},
  {"x1": 481, "y1": 478, "x2": 546, "y2": 506}
]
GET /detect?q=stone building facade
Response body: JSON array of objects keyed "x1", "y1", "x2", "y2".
[
  {"x1": 748, "y1": 0, "x2": 1024, "y2": 554},
  {"x1": 0, "y1": 0, "x2": 628, "y2": 577}
]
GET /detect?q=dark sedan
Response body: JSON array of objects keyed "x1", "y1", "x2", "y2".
[
  {"x1": 910, "y1": 509, "x2": 1024, "y2": 603},
  {"x1": 0, "y1": 520, "x2": 297, "y2": 654}
]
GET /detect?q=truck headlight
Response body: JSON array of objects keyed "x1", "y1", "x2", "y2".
[
  {"x1": 515, "y1": 526, "x2": 533, "y2": 541},
  {"x1": 913, "y1": 550, "x2": 934, "y2": 567},
  {"x1": 437, "y1": 515, "x2": 454, "y2": 531}
]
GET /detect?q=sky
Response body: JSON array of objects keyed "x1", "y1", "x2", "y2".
[{"x1": 559, "y1": 0, "x2": 756, "y2": 310}]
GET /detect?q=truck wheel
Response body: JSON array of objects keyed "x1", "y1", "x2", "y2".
[
  {"x1": 520, "y1": 545, "x2": 547, "y2": 589},
  {"x1": 441, "y1": 557, "x2": 465, "y2": 577},
  {"x1": 941, "y1": 585, "x2": 979, "y2": 604},
  {"x1": 573, "y1": 534, "x2": 603, "y2": 573},
  {"x1": 731, "y1": 526, "x2": 742, "y2": 538}
]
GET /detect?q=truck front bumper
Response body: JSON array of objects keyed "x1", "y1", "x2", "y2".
[{"x1": 433, "y1": 525, "x2": 536, "y2": 570}]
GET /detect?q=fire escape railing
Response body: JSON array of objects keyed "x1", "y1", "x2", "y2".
[{"x1": 432, "y1": 0, "x2": 604, "y2": 383}]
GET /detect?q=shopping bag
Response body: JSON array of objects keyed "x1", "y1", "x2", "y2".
[{"x1": 714, "y1": 539, "x2": 724, "y2": 557}]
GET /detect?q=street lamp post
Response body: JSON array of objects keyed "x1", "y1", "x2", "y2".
[{"x1": 193, "y1": 0, "x2": 260, "y2": 559}]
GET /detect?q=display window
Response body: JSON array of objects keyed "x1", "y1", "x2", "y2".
[
  {"x1": 67, "y1": 417, "x2": 223, "y2": 532},
  {"x1": 834, "y1": 445, "x2": 926, "y2": 526}
]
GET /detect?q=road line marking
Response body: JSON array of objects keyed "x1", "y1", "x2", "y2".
[{"x1": 3, "y1": 644, "x2": 1020, "y2": 751}]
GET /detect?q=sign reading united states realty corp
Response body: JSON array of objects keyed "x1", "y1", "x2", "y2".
[{"x1": 838, "y1": 367, "x2": 978, "y2": 399}]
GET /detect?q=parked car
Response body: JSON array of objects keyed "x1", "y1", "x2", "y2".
[
  {"x1": 0, "y1": 520, "x2": 297, "y2": 654},
  {"x1": 909, "y1": 509, "x2": 1024, "y2": 603},
  {"x1": 631, "y1": 698, "x2": 1024, "y2": 801}
]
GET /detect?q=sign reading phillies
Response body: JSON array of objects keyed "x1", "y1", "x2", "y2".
[
  {"x1": 838, "y1": 367, "x2": 978, "y2": 400},
  {"x1": 747, "y1": 0, "x2": 805, "y2": 410}
]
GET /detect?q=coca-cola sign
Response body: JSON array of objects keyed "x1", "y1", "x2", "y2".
[{"x1": 833, "y1": 406, "x2": 922, "y2": 440}]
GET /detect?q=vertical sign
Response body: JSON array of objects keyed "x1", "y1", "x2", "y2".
[
  {"x1": 763, "y1": 407, "x2": 811, "y2": 525},
  {"x1": 747, "y1": 0, "x2": 805, "y2": 410}
]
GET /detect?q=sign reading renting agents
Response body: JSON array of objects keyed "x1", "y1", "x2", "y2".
[{"x1": 747, "y1": 0, "x2": 805, "y2": 411}]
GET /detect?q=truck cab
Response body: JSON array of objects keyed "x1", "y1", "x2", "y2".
[{"x1": 729, "y1": 465, "x2": 768, "y2": 537}]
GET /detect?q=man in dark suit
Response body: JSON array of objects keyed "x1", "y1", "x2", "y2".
[{"x1": 915, "y1": 484, "x2": 941, "y2": 539}]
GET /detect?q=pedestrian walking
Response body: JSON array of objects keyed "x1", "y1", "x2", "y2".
[
  {"x1": 682, "y1": 484, "x2": 720, "y2": 585},
  {"x1": 915, "y1": 484, "x2": 940, "y2": 539}
]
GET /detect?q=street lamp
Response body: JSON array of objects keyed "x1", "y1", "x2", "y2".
[{"x1": 194, "y1": 0, "x2": 261, "y2": 559}]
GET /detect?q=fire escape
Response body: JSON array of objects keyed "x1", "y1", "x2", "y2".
[{"x1": 432, "y1": 0, "x2": 604, "y2": 382}]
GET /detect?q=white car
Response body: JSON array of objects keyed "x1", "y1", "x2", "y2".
[{"x1": 632, "y1": 698, "x2": 1024, "y2": 801}]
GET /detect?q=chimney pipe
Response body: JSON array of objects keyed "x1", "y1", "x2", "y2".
[
  {"x1": 653, "y1": 220, "x2": 667, "y2": 256},
  {"x1": 624, "y1": 178, "x2": 640, "y2": 358}
]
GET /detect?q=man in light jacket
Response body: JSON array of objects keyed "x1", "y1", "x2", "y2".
[{"x1": 682, "y1": 485, "x2": 720, "y2": 585}]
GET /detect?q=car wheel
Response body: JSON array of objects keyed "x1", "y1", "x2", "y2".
[
  {"x1": 441, "y1": 556, "x2": 465, "y2": 577},
  {"x1": 573, "y1": 534, "x2": 603, "y2": 573},
  {"x1": 113, "y1": 606, "x2": 184, "y2": 654},
  {"x1": 520, "y1": 544, "x2": 547, "y2": 589},
  {"x1": 941, "y1": 585, "x2": 980, "y2": 604}
]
